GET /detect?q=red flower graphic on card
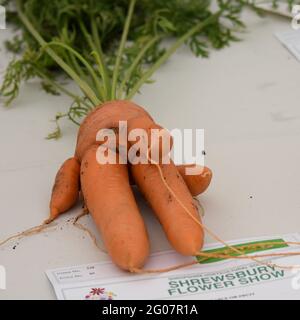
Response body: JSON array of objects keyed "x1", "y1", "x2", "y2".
[{"x1": 90, "y1": 288, "x2": 105, "y2": 295}]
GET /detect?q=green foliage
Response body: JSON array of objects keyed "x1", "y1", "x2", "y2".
[
  {"x1": 41, "y1": 81, "x2": 61, "y2": 96},
  {"x1": 5, "y1": 35, "x2": 24, "y2": 54},
  {"x1": 0, "y1": 56, "x2": 36, "y2": 106},
  {"x1": 0, "y1": 0, "x2": 298, "y2": 137}
]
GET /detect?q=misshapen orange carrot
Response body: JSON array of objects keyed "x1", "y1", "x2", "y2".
[
  {"x1": 130, "y1": 160, "x2": 204, "y2": 256},
  {"x1": 47, "y1": 100, "x2": 212, "y2": 271},
  {"x1": 80, "y1": 145, "x2": 150, "y2": 271},
  {"x1": 46, "y1": 157, "x2": 80, "y2": 224}
]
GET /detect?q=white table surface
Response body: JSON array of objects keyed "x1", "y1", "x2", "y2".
[{"x1": 0, "y1": 10, "x2": 299, "y2": 299}]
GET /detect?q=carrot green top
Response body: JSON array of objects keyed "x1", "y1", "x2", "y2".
[{"x1": 0, "y1": 0, "x2": 297, "y2": 138}]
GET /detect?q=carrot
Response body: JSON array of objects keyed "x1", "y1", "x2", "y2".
[
  {"x1": 45, "y1": 157, "x2": 80, "y2": 224},
  {"x1": 177, "y1": 165, "x2": 212, "y2": 196},
  {"x1": 47, "y1": 101, "x2": 210, "y2": 270},
  {"x1": 75, "y1": 100, "x2": 153, "y2": 161},
  {"x1": 80, "y1": 145, "x2": 150, "y2": 271},
  {"x1": 130, "y1": 160, "x2": 204, "y2": 256},
  {"x1": 129, "y1": 164, "x2": 212, "y2": 197}
]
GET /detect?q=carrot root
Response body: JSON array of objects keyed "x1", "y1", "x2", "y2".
[
  {"x1": 80, "y1": 145, "x2": 150, "y2": 271},
  {"x1": 131, "y1": 160, "x2": 204, "y2": 256},
  {"x1": 47, "y1": 157, "x2": 80, "y2": 223},
  {"x1": 73, "y1": 207, "x2": 107, "y2": 253},
  {"x1": 0, "y1": 222, "x2": 56, "y2": 247}
]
